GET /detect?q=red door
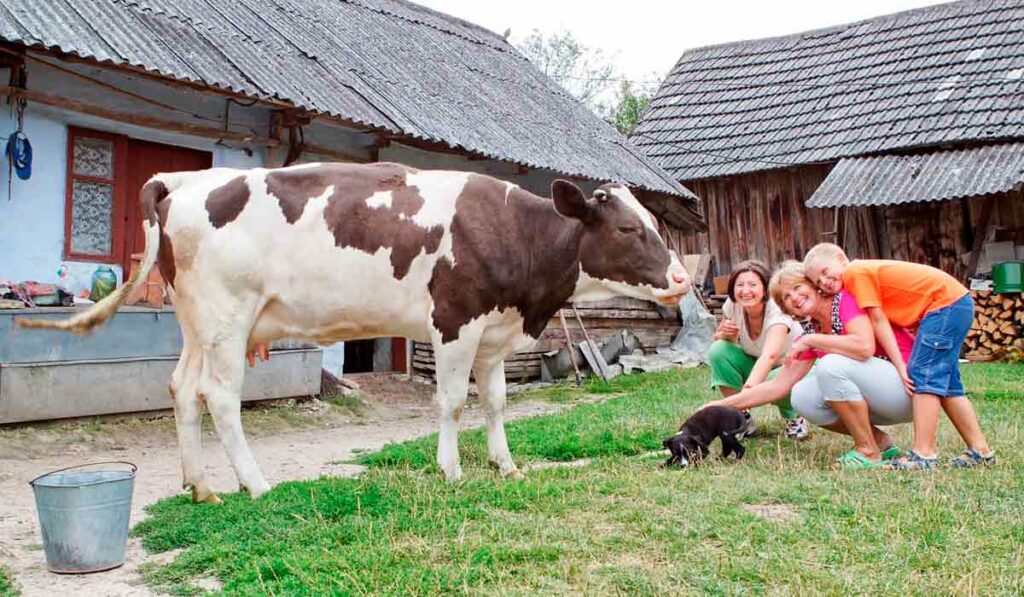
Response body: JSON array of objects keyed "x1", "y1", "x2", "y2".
[{"x1": 122, "y1": 140, "x2": 212, "y2": 273}]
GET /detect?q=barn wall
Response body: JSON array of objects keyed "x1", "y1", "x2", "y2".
[
  {"x1": 679, "y1": 165, "x2": 1024, "y2": 283},
  {"x1": 882, "y1": 199, "x2": 967, "y2": 279},
  {"x1": 681, "y1": 165, "x2": 873, "y2": 275},
  {"x1": 972, "y1": 188, "x2": 1024, "y2": 245},
  {"x1": 878, "y1": 190, "x2": 1024, "y2": 281}
]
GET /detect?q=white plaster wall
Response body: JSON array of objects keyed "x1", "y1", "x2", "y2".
[
  {"x1": 0, "y1": 108, "x2": 95, "y2": 286},
  {"x1": 0, "y1": 106, "x2": 262, "y2": 290}
]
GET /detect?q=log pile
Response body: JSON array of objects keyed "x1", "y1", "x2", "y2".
[{"x1": 964, "y1": 290, "x2": 1023, "y2": 359}]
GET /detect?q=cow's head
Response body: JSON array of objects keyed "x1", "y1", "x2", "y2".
[{"x1": 552, "y1": 180, "x2": 691, "y2": 306}]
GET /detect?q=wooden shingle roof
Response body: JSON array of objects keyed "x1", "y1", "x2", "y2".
[{"x1": 632, "y1": 0, "x2": 1024, "y2": 181}]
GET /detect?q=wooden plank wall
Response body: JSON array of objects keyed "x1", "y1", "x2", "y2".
[
  {"x1": 678, "y1": 167, "x2": 1023, "y2": 281},
  {"x1": 410, "y1": 297, "x2": 680, "y2": 384},
  {"x1": 881, "y1": 190, "x2": 1024, "y2": 281},
  {"x1": 972, "y1": 188, "x2": 1024, "y2": 245},
  {"x1": 680, "y1": 164, "x2": 865, "y2": 274}
]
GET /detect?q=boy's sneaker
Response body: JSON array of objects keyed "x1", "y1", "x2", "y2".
[
  {"x1": 886, "y1": 450, "x2": 939, "y2": 470},
  {"x1": 785, "y1": 416, "x2": 809, "y2": 441},
  {"x1": 949, "y1": 448, "x2": 996, "y2": 468}
]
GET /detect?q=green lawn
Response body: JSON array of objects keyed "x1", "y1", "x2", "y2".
[
  {"x1": 0, "y1": 565, "x2": 17, "y2": 597},
  {"x1": 134, "y1": 364, "x2": 1024, "y2": 595}
]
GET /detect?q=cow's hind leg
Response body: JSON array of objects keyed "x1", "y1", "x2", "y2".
[
  {"x1": 170, "y1": 329, "x2": 219, "y2": 503},
  {"x1": 473, "y1": 357, "x2": 522, "y2": 479},
  {"x1": 432, "y1": 329, "x2": 483, "y2": 482},
  {"x1": 197, "y1": 331, "x2": 271, "y2": 498}
]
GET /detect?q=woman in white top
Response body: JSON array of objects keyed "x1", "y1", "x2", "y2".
[{"x1": 707, "y1": 260, "x2": 808, "y2": 439}]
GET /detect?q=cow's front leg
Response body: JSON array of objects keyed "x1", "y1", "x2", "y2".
[
  {"x1": 432, "y1": 330, "x2": 482, "y2": 482},
  {"x1": 474, "y1": 357, "x2": 522, "y2": 479}
]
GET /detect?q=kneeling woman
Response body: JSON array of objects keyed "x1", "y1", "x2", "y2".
[
  {"x1": 706, "y1": 261, "x2": 914, "y2": 468},
  {"x1": 708, "y1": 261, "x2": 807, "y2": 439}
]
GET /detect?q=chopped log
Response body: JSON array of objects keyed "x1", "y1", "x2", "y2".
[
  {"x1": 1002, "y1": 297, "x2": 1015, "y2": 310},
  {"x1": 999, "y1": 310, "x2": 1012, "y2": 320}
]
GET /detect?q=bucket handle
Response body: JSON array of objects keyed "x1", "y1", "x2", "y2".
[{"x1": 29, "y1": 461, "x2": 137, "y2": 487}]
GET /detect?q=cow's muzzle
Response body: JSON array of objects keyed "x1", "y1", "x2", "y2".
[{"x1": 654, "y1": 253, "x2": 691, "y2": 306}]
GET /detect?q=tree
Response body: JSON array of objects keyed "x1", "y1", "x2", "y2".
[
  {"x1": 515, "y1": 29, "x2": 616, "y2": 109},
  {"x1": 605, "y1": 79, "x2": 659, "y2": 136},
  {"x1": 515, "y1": 29, "x2": 661, "y2": 136}
]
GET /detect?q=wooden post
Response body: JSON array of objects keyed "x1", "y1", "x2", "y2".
[
  {"x1": 965, "y1": 196, "x2": 997, "y2": 283},
  {"x1": 558, "y1": 311, "x2": 582, "y2": 387},
  {"x1": 571, "y1": 305, "x2": 609, "y2": 382}
]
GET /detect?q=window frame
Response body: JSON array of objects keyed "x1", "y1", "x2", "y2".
[{"x1": 63, "y1": 126, "x2": 128, "y2": 264}]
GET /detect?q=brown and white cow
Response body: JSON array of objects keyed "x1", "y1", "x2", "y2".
[{"x1": 23, "y1": 162, "x2": 690, "y2": 502}]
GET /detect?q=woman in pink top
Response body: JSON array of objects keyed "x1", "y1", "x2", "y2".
[{"x1": 704, "y1": 261, "x2": 914, "y2": 468}]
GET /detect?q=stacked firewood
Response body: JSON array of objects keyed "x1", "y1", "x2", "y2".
[{"x1": 964, "y1": 290, "x2": 1023, "y2": 359}]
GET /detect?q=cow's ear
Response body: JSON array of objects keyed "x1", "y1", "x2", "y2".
[{"x1": 551, "y1": 179, "x2": 591, "y2": 222}]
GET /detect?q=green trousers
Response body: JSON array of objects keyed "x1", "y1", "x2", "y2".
[{"x1": 708, "y1": 340, "x2": 797, "y2": 420}]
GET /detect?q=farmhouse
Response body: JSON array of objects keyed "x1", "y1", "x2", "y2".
[
  {"x1": 633, "y1": 0, "x2": 1024, "y2": 280},
  {"x1": 0, "y1": 0, "x2": 702, "y2": 423}
]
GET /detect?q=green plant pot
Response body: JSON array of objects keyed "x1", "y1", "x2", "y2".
[{"x1": 992, "y1": 261, "x2": 1023, "y2": 294}]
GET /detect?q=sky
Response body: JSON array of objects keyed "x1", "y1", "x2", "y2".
[{"x1": 415, "y1": 0, "x2": 952, "y2": 83}]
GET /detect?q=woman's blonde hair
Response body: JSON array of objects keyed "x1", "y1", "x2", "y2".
[{"x1": 769, "y1": 260, "x2": 812, "y2": 317}]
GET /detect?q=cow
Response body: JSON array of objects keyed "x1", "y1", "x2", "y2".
[{"x1": 22, "y1": 162, "x2": 691, "y2": 503}]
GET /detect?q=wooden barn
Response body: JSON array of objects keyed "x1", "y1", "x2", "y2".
[
  {"x1": 632, "y1": 0, "x2": 1024, "y2": 281},
  {"x1": 0, "y1": 0, "x2": 703, "y2": 421}
]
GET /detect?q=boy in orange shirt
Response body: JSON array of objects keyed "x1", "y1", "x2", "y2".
[{"x1": 803, "y1": 243, "x2": 994, "y2": 469}]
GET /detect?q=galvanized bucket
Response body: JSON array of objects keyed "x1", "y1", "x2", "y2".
[{"x1": 29, "y1": 461, "x2": 136, "y2": 574}]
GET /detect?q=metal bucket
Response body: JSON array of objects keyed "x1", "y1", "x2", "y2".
[{"x1": 29, "y1": 461, "x2": 136, "y2": 574}]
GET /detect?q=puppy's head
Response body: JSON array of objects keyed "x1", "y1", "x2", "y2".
[{"x1": 662, "y1": 433, "x2": 699, "y2": 468}]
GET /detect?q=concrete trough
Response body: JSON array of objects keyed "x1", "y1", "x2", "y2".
[{"x1": 1, "y1": 308, "x2": 322, "y2": 424}]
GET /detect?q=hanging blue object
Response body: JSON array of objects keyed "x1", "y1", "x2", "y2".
[{"x1": 6, "y1": 131, "x2": 32, "y2": 180}]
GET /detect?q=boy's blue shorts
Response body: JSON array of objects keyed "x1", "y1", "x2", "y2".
[{"x1": 908, "y1": 292, "x2": 973, "y2": 398}]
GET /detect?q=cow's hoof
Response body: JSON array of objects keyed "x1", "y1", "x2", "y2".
[
  {"x1": 248, "y1": 483, "x2": 272, "y2": 499},
  {"x1": 191, "y1": 486, "x2": 223, "y2": 505},
  {"x1": 442, "y1": 466, "x2": 463, "y2": 483},
  {"x1": 504, "y1": 468, "x2": 525, "y2": 480}
]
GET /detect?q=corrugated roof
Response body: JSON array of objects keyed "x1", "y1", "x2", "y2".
[
  {"x1": 0, "y1": 0, "x2": 699, "y2": 208},
  {"x1": 631, "y1": 0, "x2": 1024, "y2": 181},
  {"x1": 806, "y1": 142, "x2": 1024, "y2": 207}
]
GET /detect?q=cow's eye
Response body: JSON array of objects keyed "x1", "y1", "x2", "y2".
[{"x1": 617, "y1": 226, "x2": 641, "y2": 235}]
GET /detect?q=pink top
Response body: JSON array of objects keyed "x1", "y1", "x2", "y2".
[{"x1": 796, "y1": 290, "x2": 915, "y2": 363}]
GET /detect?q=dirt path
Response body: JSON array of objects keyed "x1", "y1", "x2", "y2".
[{"x1": 0, "y1": 374, "x2": 565, "y2": 596}]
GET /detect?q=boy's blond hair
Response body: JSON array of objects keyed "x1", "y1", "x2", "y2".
[
  {"x1": 769, "y1": 260, "x2": 811, "y2": 317},
  {"x1": 803, "y1": 243, "x2": 849, "y2": 269}
]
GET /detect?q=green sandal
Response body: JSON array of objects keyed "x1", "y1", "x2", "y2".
[
  {"x1": 880, "y1": 445, "x2": 901, "y2": 461},
  {"x1": 836, "y1": 450, "x2": 883, "y2": 469}
]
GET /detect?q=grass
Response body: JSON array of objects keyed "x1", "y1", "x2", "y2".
[
  {"x1": 0, "y1": 565, "x2": 17, "y2": 597},
  {"x1": 133, "y1": 363, "x2": 1024, "y2": 595}
]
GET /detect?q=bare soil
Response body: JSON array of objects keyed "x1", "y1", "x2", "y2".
[{"x1": 0, "y1": 374, "x2": 565, "y2": 596}]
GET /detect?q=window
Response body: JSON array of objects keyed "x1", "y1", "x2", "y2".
[{"x1": 64, "y1": 127, "x2": 127, "y2": 263}]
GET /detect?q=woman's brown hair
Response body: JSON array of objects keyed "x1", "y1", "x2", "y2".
[{"x1": 727, "y1": 260, "x2": 771, "y2": 303}]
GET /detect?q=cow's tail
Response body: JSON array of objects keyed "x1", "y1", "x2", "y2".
[{"x1": 19, "y1": 176, "x2": 174, "y2": 334}]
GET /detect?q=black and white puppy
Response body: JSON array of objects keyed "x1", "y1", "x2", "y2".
[{"x1": 662, "y1": 405, "x2": 754, "y2": 468}]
